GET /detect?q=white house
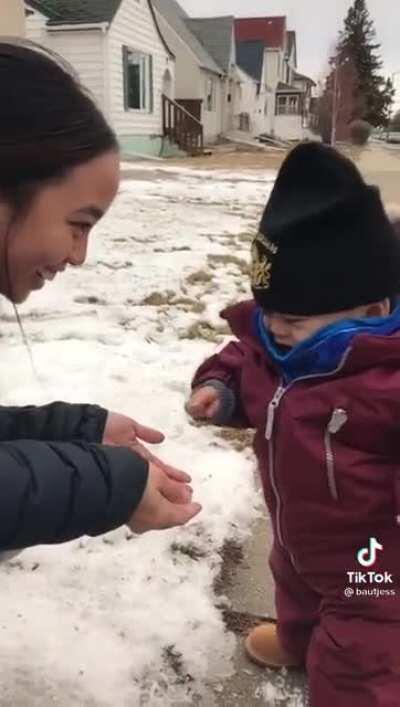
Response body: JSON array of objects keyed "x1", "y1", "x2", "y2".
[
  {"x1": 25, "y1": 0, "x2": 176, "y2": 157},
  {"x1": 235, "y1": 17, "x2": 315, "y2": 141},
  {"x1": 235, "y1": 39, "x2": 273, "y2": 135}
]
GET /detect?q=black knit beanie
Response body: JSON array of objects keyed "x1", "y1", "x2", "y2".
[{"x1": 251, "y1": 142, "x2": 400, "y2": 315}]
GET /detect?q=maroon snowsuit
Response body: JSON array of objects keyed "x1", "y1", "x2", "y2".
[{"x1": 193, "y1": 301, "x2": 400, "y2": 707}]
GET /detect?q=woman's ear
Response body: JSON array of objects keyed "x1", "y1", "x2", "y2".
[{"x1": 365, "y1": 299, "x2": 391, "y2": 318}]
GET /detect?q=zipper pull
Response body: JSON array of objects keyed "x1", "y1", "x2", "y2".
[
  {"x1": 328, "y1": 408, "x2": 347, "y2": 435},
  {"x1": 265, "y1": 385, "x2": 285, "y2": 440}
]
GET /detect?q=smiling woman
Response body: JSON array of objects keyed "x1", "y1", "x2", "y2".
[{"x1": 0, "y1": 40, "x2": 200, "y2": 552}]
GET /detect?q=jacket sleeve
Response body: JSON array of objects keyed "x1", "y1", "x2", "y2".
[
  {"x1": 0, "y1": 402, "x2": 107, "y2": 443},
  {"x1": 192, "y1": 341, "x2": 251, "y2": 428},
  {"x1": 0, "y1": 440, "x2": 148, "y2": 551}
]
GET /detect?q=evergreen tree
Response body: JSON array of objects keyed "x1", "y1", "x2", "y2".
[{"x1": 337, "y1": 0, "x2": 394, "y2": 126}]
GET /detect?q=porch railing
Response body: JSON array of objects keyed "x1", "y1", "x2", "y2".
[{"x1": 162, "y1": 94, "x2": 204, "y2": 156}]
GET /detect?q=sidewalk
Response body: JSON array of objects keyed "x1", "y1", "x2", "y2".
[{"x1": 344, "y1": 143, "x2": 400, "y2": 203}]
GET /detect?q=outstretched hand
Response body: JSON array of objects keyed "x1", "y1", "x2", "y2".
[
  {"x1": 128, "y1": 463, "x2": 202, "y2": 533},
  {"x1": 103, "y1": 412, "x2": 191, "y2": 483}
]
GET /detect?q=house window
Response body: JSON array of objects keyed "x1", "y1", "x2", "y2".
[
  {"x1": 276, "y1": 94, "x2": 300, "y2": 115},
  {"x1": 123, "y1": 46, "x2": 153, "y2": 112},
  {"x1": 289, "y1": 95, "x2": 299, "y2": 114},
  {"x1": 205, "y1": 77, "x2": 215, "y2": 111}
]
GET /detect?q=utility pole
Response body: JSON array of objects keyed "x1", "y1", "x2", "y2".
[{"x1": 330, "y1": 56, "x2": 349, "y2": 147}]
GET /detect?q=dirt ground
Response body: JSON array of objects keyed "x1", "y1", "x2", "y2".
[
  {"x1": 164, "y1": 141, "x2": 400, "y2": 205},
  {"x1": 166, "y1": 148, "x2": 287, "y2": 172}
]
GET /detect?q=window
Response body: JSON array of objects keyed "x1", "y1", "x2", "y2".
[
  {"x1": 289, "y1": 96, "x2": 299, "y2": 114},
  {"x1": 276, "y1": 94, "x2": 300, "y2": 116},
  {"x1": 123, "y1": 46, "x2": 153, "y2": 112},
  {"x1": 205, "y1": 77, "x2": 215, "y2": 111}
]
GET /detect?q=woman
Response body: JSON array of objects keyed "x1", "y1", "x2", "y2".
[{"x1": 0, "y1": 40, "x2": 201, "y2": 550}]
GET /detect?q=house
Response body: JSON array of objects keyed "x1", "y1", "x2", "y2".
[
  {"x1": 25, "y1": 0, "x2": 176, "y2": 157},
  {"x1": 153, "y1": 0, "x2": 262, "y2": 143},
  {"x1": 152, "y1": 0, "x2": 225, "y2": 143},
  {"x1": 185, "y1": 14, "x2": 234, "y2": 136},
  {"x1": 293, "y1": 71, "x2": 317, "y2": 128},
  {"x1": 235, "y1": 16, "x2": 315, "y2": 140},
  {"x1": 235, "y1": 39, "x2": 273, "y2": 135},
  {"x1": 1, "y1": 0, "x2": 25, "y2": 35}
]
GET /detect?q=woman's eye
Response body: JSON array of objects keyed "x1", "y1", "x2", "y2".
[{"x1": 71, "y1": 222, "x2": 91, "y2": 234}]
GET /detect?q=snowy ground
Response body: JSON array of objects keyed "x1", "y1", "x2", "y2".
[{"x1": 0, "y1": 164, "x2": 297, "y2": 706}]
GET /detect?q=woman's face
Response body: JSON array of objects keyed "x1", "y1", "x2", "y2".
[{"x1": 0, "y1": 151, "x2": 120, "y2": 303}]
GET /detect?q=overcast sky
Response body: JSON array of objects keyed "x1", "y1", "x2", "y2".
[{"x1": 180, "y1": 0, "x2": 400, "y2": 103}]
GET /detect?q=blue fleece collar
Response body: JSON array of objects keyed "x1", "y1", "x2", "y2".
[{"x1": 254, "y1": 306, "x2": 400, "y2": 384}]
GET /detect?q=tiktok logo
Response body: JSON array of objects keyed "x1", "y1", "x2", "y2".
[{"x1": 357, "y1": 537, "x2": 383, "y2": 568}]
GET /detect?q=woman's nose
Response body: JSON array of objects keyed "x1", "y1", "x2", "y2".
[{"x1": 69, "y1": 234, "x2": 89, "y2": 267}]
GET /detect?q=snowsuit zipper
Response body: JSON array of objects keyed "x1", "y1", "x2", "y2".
[
  {"x1": 324, "y1": 408, "x2": 348, "y2": 501},
  {"x1": 265, "y1": 384, "x2": 285, "y2": 546},
  {"x1": 263, "y1": 347, "x2": 352, "y2": 556}
]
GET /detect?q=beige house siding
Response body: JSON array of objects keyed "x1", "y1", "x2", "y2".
[
  {"x1": 0, "y1": 0, "x2": 25, "y2": 36},
  {"x1": 155, "y1": 12, "x2": 201, "y2": 99},
  {"x1": 154, "y1": 9, "x2": 224, "y2": 143}
]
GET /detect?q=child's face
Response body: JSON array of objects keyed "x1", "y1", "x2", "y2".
[{"x1": 263, "y1": 301, "x2": 390, "y2": 348}]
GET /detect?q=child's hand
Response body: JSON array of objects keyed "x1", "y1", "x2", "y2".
[{"x1": 185, "y1": 386, "x2": 221, "y2": 420}]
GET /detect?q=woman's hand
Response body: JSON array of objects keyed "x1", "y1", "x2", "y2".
[
  {"x1": 128, "y1": 463, "x2": 202, "y2": 533},
  {"x1": 103, "y1": 412, "x2": 191, "y2": 483}
]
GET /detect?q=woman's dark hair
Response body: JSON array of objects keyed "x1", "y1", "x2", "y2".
[
  {"x1": 0, "y1": 39, "x2": 118, "y2": 206},
  {"x1": 0, "y1": 40, "x2": 118, "y2": 361}
]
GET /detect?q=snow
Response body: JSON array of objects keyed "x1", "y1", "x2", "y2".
[
  {"x1": 255, "y1": 669, "x2": 308, "y2": 706},
  {"x1": 0, "y1": 164, "x2": 279, "y2": 705}
]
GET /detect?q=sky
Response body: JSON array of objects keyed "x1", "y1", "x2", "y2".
[{"x1": 180, "y1": 0, "x2": 400, "y2": 106}]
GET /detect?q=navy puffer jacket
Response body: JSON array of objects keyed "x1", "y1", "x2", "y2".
[{"x1": 0, "y1": 402, "x2": 148, "y2": 550}]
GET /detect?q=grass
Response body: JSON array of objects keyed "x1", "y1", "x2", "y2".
[
  {"x1": 185, "y1": 269, "x2": 214, "y2": 286},
  {"x1": 139, "y1": 291, "x2": 206, "y2": 314},
  {"x1": 141, "y1": 291, "x2": 176, "y2": 306},
  {"x1": 179, "y1": 320, "x2": 230, "y2": 343},
  {"x1": 207, "y1": 253, "x2": 249, "y2": 275},
  {"x1": 213, "y1": 428, "x2": 254, "y2": 453}
]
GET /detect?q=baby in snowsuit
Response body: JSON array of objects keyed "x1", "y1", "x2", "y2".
[{"x1": 186, "y1": 143, "x2": 400, "y2": 706}]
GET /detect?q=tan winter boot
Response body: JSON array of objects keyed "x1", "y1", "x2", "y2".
[{"x1": 244, "y1": 622, "x2": 302, "y2": 669}]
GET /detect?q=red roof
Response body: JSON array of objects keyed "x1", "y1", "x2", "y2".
[{"x1": 234, "y1": 16, "x2": 286, "y2": 49}]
